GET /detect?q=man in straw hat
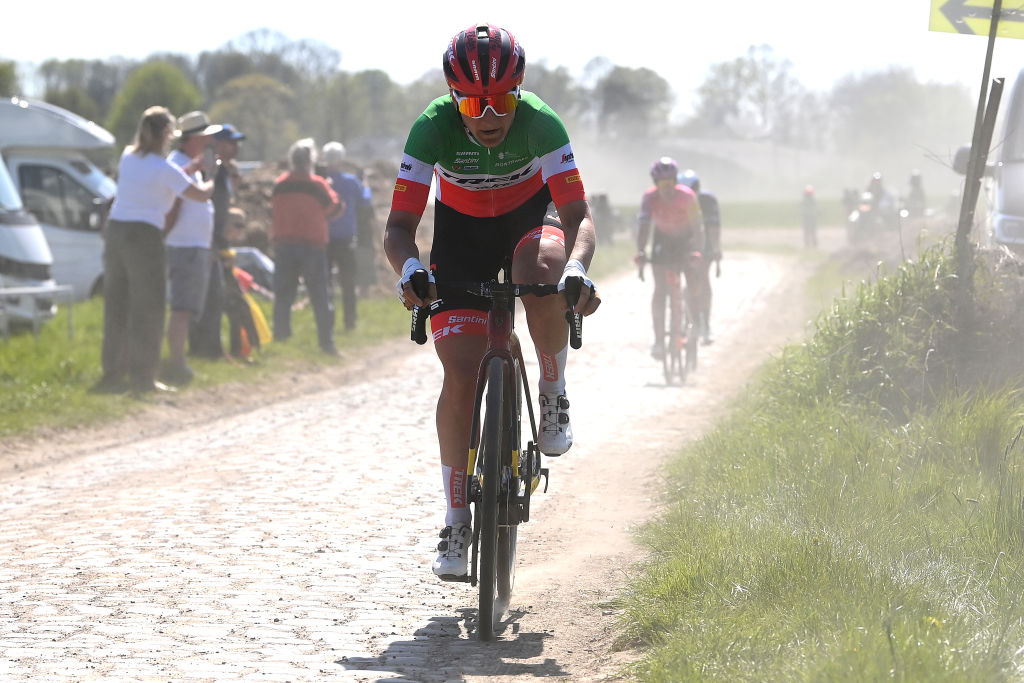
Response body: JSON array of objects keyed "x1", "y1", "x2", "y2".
[{"x1": 163, "y1": 110, "x2": 222, "y2": 385}]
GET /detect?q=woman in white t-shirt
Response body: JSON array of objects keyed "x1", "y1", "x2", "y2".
[{"x1": 94, "y1": 106, "x2": 212, "y2": 395}]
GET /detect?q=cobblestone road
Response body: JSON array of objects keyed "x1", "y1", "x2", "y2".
[{"x1": 0, "y1": 235, "x2": 825, "y2": 681}]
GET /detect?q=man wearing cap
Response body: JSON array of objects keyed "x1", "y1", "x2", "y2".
[
  {"x1": 164, "y1": 110, "x2": 222, "y2": 384},
  {"x1": 321, "y1": 140, "x2": 371, "y2": 332},
  {"x1": 189, "y1": 122, "x2": 246, "y2": 359}
]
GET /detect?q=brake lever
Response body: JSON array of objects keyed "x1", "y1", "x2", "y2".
[
  {"x1": 410, "y1": 269, "x2": 429, "y2": 345},
  {"x1": 564, "y1": 276, "x2": 583, "y2": 350}
]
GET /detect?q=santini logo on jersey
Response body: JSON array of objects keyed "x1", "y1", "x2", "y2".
[
  {"x1": 394, "y1": 183, "x2": 407, "y2": 193},
  {"x1": 565, "y1": 174, "x2": 581, "y2": 184},
  {"x1": 561, "y1": 152, "x2": 574, "y2": 165},
  {"x1": 401, "y1": 162, "x2": 413, "y2": 172}
]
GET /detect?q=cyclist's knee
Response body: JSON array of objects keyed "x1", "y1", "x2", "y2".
[{"x1": 512, "y1": 225, "x2": 566, "y2": 284}]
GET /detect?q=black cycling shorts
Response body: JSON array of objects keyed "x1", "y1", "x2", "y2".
[
  {"x1": 651, "y1": 230, "x2": 697, "y2": 271},
  {"x1": 428, "y1": 187, "x2": 553, "y2": 315}
]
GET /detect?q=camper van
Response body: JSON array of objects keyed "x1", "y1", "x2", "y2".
[
  {"x1": 954, "y1": 66, "x2": 1024, "y2": 251},
  {"x1": 0, "y1": 97, "x2": 115, "y2": 299},
  {"x1": 0, "y1": 154, "x2": 58, "y2": 324}
]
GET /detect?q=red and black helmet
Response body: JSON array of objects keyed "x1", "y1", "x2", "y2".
[{"x1": 443, "y1": 23, "x2": 525, "y2": 96}]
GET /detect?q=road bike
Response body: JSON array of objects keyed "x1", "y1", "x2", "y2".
[
  {"x1": 410, "y1": 265, "x2": 583, "y2": 640},
  {"x1": 639, "y1": 252, "x2": 698, "y2": 385}
]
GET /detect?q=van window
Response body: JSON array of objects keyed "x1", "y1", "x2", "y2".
[
  {"x1": 18, "y1": 164, "x2": 102, "y2": 232},
  {"x1": 0, "y1": 161, "x2": 23, "y2": 211}
]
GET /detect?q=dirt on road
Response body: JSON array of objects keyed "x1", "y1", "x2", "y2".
[{"x1": 0, "y1": 228, "x2": 851, "y2": 681}]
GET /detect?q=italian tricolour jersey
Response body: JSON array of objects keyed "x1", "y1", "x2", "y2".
[{"x1": 391, "y1": 90, "x2": 586, "y2": 218}]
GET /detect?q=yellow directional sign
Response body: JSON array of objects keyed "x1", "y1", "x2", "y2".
[{"x1": 930, "y1": 0, "x2": 1024, "y2": 38}]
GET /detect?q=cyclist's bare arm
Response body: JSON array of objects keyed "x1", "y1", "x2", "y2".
[
  {"x1": 384, "y1": 208, "x2": 436, "y2": 308},
  {"x1": 555, "y1": 199, "x2": 601, "y2": 316}
]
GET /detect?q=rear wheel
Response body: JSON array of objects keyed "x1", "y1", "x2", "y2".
[{"x1": 477, "y1": 357, "x2": 515, "y2": 640}]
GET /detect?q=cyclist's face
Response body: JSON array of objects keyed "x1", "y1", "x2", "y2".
[
  {"x1": 655, "y1": 178, "x2": 675, "y2": 198},
  {"x1": 461, "y1": 109, "x2": 516, "y2": 148}
]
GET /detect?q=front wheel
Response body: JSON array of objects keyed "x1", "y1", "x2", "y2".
[{"x1": 477, "y1": 356, "x2": 516, "y2": 640}]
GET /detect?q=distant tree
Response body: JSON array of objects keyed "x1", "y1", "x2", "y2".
[
  {"x1": 36, "y1": 58, "x2": 134, "y2": 120},
  {"x1": 222, "y1": 29, "x2": 339, "y2": 83},
  {"x1": 593, "y1": 66, "x2": 672, "y2": 138},
  {"x1": 196, "y1": 50, "x2": 254, "y2": 100},
  {"x1": 105, "y1": 61, "x2": 203, "y2": 150},
  {"x1": 45, "y1": 87, "x2": 102, "y2": 122},
  {"x1": 687, "y1": 45, "x2": 807, "y2": 142},
  {"x1": 0, "y1": 60, "x2": 19, "y2": 97},
  {"x1": 829, "y1": 66, "x2": 973, "y2": 173},
  {"x1": 208, "y1": 73, "x2": 299, "y2": 162},
  {"x1": 524, "y1": 63, "x2": 588, "y2": 131}
]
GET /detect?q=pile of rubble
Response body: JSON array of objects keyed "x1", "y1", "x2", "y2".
[{"x1": 232, "y1": 158, "x2": 435, "y2": 296}]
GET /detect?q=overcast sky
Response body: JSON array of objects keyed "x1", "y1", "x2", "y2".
[{"x1": 7, "y1": 0, "x2": 1024, "y2": 116}]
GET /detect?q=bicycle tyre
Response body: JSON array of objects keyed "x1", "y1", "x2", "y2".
[
  {"x1": 665, "y1": 286, "x2": 686, "y2": 384},
  {"x1": 685, "y1": 308, "x2": 699, "y2": 372},
  {"x1": 495, "y1": 359, "x2": 522, "y2": 604},
  {"x1": 477, "y1": 356, "x2": 512, "y2": 640}
]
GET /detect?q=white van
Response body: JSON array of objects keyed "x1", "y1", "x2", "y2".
[
  {"x1": 0, "y1": 156, "x2": 58, "y2": 325},
  {"x1": 954, "y1": 66, "x2": 1024, "y2": 251},
  {"x1": 0, "y1": 97, "x2": 115, "y2": 299}
]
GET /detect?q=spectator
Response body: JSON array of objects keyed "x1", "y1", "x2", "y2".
[
  {"x1": 321, "y1": 141, "x2": 371, "y2": 331},
  {"x1": 164, "y1": 110, "x2": 222, "y2": 385},
  {"x1": 93, "y1": 105, "x2": 212, "y2": 395},
  {"x1": 190, "y1": 122, "x2": 246, "y2": 359},
  {"x1": 225, "y1": 207, "x2": 248, "y2": 246},
  {"x1": 270, "y1": 138, "x2": 343, "y2": 356},
  {"x1": 801, "y1": 184, "x2": 819, "y2": 248}
]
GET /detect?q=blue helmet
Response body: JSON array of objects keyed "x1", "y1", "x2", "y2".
[{"x1": 678, "y1": 168, "x2": 700, "y2": 193}]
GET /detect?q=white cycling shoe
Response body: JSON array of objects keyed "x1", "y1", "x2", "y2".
[
  {"x1": 432, "y1": 523, "x2": 471, "y2": 580},
  {"x1": 538, "y1": 392, "x2": 573, "y2": 456}
]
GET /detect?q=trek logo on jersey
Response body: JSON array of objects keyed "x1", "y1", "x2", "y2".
[
  {"x1": 438, "y1": 162, "x2": 536, "y2": 190},
  {"x1": 565, "y1": 174, "x2": 581, "y2": 184},
  {"x1": 561, "y1": 152, "x2": 575, "y2": 165},
  {"x1": 394, "y1": 182, "x2": 407, "y2": 193}
]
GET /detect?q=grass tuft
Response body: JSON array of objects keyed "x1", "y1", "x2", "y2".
[{"x1": 616, "y1": 240, "x2": 1024, "y2": 680}]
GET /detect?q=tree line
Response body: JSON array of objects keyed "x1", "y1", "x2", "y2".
[{"x1": 0, "y1": 30, "x2": 975, "y2": 174}]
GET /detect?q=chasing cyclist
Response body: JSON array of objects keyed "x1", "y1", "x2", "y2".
[
  {"x1": 678, "y1": 168, "x2": 721, "y2": 344},
  {"x1": 383, "y1": 23, "x2": 601, "y2": 581},
  {"x1": 635, "y1": 157, "x2": 706, "y2": 360}
]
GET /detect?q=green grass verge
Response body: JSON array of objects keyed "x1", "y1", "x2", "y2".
[
  {"x1": 0, "y1": 234, "x2": 637, "y2": 439},
  {"x1": 615, "y1": 239, "x2": 1024, "y2": 680}
]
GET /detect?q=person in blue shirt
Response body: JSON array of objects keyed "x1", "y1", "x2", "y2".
[{"x1": 321, "y1": 141, "x2": 371, "y2": 331}]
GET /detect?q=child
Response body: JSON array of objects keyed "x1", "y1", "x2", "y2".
[{"x1": 220, "y1": 249, "x2": 271, "y2": 359}]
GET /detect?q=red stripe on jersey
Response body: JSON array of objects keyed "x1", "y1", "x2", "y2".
[
  {"x1": 546, "y1": 168, "x2": 587, "y2": 207},
  {"x1": 391, "y1": 178, "x2": 432, "y2": 216},
  {"x1": 435, "y1": 173, "x2": 546, "y2": 218}
]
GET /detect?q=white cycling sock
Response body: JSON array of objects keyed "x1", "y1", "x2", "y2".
[
  {"x1": 442, "y1": 465, "x2": 471, "y2": 526},
  {"x1": 537, "y1": 345, "x2": 568, "y2": 395}
]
